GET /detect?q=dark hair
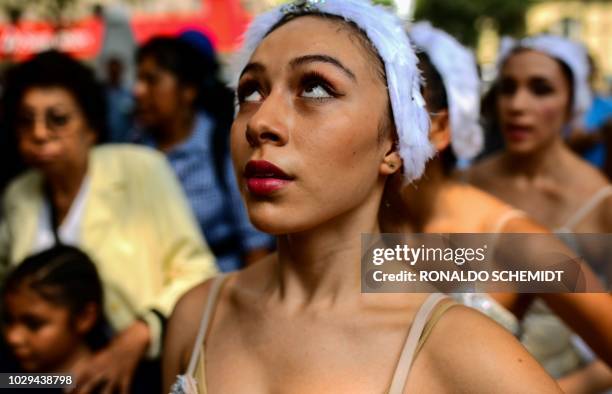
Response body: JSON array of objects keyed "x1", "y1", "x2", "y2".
[
  {"x1": 1, "y1": 50, "x2": 108, "y2": 143},
  {"x1": 417, "y1": 51, "x2": 456, "y2": 173},
  {"x1": 2, "y1": 245, "x2": 110, "y2": 350},
  {"x1": 137, "y1": 36, "x2": 225, "y2": 111}
]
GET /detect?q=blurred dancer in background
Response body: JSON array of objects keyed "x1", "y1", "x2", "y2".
[
  {"x1": 399, "y1": 23, "x2": 612, "y2": 392},
  {"x1": 163, "y1": 1, "x2": 561, "y2": 393},
  {"x1": 467, "y1": 35, "x2": 612, "y2": 387}
]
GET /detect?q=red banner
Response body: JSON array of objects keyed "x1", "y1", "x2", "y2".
[
  {"x1": 0, "y1": 18, "x2": 103, "y2": 60},
  {"x1": 0, "y1": 0, "x2": 251, "y2": 60}
]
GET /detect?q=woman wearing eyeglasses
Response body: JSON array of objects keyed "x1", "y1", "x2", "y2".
[{"x1": 0, "y1": 51, "x2": 217, "y2": 394}]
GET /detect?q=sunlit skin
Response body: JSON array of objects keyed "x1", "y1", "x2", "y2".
[
  {"x1": 3, "y1": 286, "x2": 94, "y2": 373},
  {"x1": 163, "y1": 16, "x2": 560, "y2": 393},
  {"x1": 230, "y1": 22, "x2": 392, "y2": 235}
]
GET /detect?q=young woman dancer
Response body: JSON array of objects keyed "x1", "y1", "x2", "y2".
[{"x1": 162, "y1": 1, "x2": 561, "y2": 393}]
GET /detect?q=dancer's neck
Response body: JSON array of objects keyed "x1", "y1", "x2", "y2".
[
  {"x1": 502, "y1": 137, "x2": 571, "y2": 181},
  {"x1": 275, "y1": 188, "x2": 382, "y2": 310}
]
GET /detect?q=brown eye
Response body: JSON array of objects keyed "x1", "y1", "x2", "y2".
[
  {"x1": 498, "y1": 78, "x2": 517, "y2": 96},
  {"x1": 529, "y1": 79, "x2": 555, "y2": 96},
  {"x1": 299, "y1": 72, "x2": 339, "y2": 100},
  {"x1": 237, "y1": 80, "x2": 263, "y2": 104}
]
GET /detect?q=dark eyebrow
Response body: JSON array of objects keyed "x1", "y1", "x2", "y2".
[
  {"x1": 239, "y1": 62, "x2": 266, "y2": 80},
  {"x1": 290, "y1": 54, "x2": 356, "y2": 81},
  {"x1": 529, "y1": 76, "x2": 554, "y2": 84}
]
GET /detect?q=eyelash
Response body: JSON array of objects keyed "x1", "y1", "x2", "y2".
[
  {"x1": 299, "y1": 71, "x2": 340, "y2": 100},
  {"x1": 236, "y1": 80, "x2": 261, "y2": 103},
  {"x1": 236, "y1": 72, "x2": 342, "y2": 104}
]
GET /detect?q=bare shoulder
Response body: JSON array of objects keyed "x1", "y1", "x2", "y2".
[
  {"x1": 162, "y1": 277, "x2": 219, "y2": 391},
  {"x1": 170, "y1": 278, "x2": 217, "y2": 331},
  {"x1": 459, "y1": 185, "x2": 546, "y2": 233},
  {"x1": 409, "y1": 304, "x2": 561, "y2": 393}
]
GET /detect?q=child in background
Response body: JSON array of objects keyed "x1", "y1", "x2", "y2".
[{"x1": 1, "y1": 245, "x2": 109, "y2": 374}]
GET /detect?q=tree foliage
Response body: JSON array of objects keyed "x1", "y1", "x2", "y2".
[{"x1": 414, "y1": 0, "x2": 532, "y2": 47}]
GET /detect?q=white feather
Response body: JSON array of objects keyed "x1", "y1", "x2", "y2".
[{"x1": 410, "y1": 21, "x2": 484, "y2": 160}]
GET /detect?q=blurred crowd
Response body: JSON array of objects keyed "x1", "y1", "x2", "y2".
[{"x1": 0, "y1": 3, "x2": 610, "y2": 394}]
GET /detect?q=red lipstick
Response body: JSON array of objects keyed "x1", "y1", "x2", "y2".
[
  {"x1": 244, "y1": 160, "x2": 293, "y2": 196},
  {"x1": 504, "y1": 123, "x2": 532, "y2": 142}
]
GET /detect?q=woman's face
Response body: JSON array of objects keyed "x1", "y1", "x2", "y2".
[
  {"x1": 231, "y1": 16, "x2": 397, "y2": 234},
  {"x1": 3, "y1": 287, "x2": 84, "y2": 372},
  {"x1": 16, "y1": 87, "x2": 95, "y2": 176},
  {"x1": 134, "y1": 56, "x2": 195, "y2": 129},
  {"x1": 497, "y1": 50, "x2": 572, "y2": 154}
]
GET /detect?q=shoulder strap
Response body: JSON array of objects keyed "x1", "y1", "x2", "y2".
[
  {"x1": 413, "y1": 300, "x2": 458, "y2": 358},
  {"x1": 561, "y1": 185, "x2": 612, "y2": 231},
  {"x1": 490, "y1": 209, "x2": 526, "y2": 233},
  {"x1": 185, "y1": 274, "x2": 229, "y2": 377},
  {"x1": 387, "y1": 293, "x2": 450, "y2": 394}
]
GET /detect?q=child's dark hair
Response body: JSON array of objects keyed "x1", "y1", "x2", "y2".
[
  {"x1": 2, "y1": 245, "x2": 110, "y2": 350},
  {"x1": 417, "y1": 51, "x2": 457, "y2": 174}
]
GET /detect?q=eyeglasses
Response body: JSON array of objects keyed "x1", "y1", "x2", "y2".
[{"x1": 15, "y1": 109, "x2": 78, "y2": 135}]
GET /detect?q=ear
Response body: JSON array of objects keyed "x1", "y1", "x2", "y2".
[
  {"x1": 73, "y1": 302, "x2": 99, "y2": 336},
  {"x1": 380, "y1": 148, "x2": 402, "y2": 176},
  {"x1": 429, "y1": 109, "x2": 451, "y2": 152}
]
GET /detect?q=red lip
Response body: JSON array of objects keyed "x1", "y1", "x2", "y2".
[
  {"x1": 504, "y1": 124, "x2": 532, "y2": 142},
  {"x1": 244, "y1": 160, "x2": 293, "y2": 196}
]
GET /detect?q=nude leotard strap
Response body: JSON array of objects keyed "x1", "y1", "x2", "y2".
[
  {"x1": 490, "y1": 209, "x2": 527, "y2": 234},
  {"x1": 558, "y1": 185, "x2": 612, "y2": 232},
  {"x1": 185, "y1": 274, "x2": 229, "y2": 378},
  {"x1": 387, "y1": 293, "x2": 458, "y2": 394},
  {"x1": 185, "y1": 279, "x2": 456, "y2": 394}
]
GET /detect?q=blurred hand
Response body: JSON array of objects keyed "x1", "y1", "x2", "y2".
[{"x1": 71, "y1": 320, "x2": 150, "y2": 394}]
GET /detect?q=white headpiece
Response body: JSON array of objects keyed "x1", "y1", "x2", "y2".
[
  {"x1": 230, "y1": 0, "x2": 433, "y2": 183},
  {"x1": 497, "y1": 35, "x2": 592, "y2": 122},
  {"x1": 410, "y1": 21, "x2": 484, "y2": 160}
]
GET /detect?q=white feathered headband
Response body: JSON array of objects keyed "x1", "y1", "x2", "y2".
[
  {"x1": 230, "y1": 0, "x2": 433, "y2": 183},
  {"x1": 410, "y1": 21, "x2": 484, "y2": 160}
]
